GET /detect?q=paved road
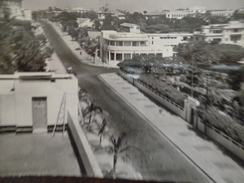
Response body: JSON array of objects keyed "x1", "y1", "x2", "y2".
[{"x1": 42, "y1": 21, "x2": 210, "y2": 182}]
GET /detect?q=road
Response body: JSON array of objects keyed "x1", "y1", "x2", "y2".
[{"x1": 42, "y1": 21, "x2": 210, "y2": 182}]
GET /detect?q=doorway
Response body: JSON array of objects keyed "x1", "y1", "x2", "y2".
[{"x1": 32, "y1": 97, "x2": 47, "y2": 133}]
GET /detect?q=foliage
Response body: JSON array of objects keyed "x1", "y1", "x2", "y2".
[
  {"x1": 0, "y1": 20, "x2": 53, "y2": 73},
  {"x1": 227, "y1": 67, "x2": 244, "y2": 90},
  {"x1": 197, "y1": 105, "x2": 244, "y2": 145},
  {"x1": 118, "y1": 55, "x2": 187, "y2": 74},
  {"x1": 176, "y1": 41, "x2": 244, "y2": 64},
  {"x1": 138, "y1": 74, "x2": 187, "y2": 107}
]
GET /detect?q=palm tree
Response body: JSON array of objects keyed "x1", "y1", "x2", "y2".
[{"x1": 102, "y1": 133, "x2": 143, "y2": 178}]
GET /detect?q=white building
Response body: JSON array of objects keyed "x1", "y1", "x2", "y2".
[
  {"x1": 166, "y1": 9, "x2": 189, "y2": 19},
  {"x1": 208, "y1": 9, "x2": 234, "y2": 18},
  {"x1": 70, "y1": 7, "x2": 86, "y2": 13},
  {"x1": 100, "y1": 23, "x2": 193, "y2": 66},
  {"x1": 188, "y1": 5, "x2": 206, "y2": 15},
  {"x1": 193, "y1": 21, "x2": 244, "y2": 47},
  {"x1": 166, "y1": 6, "x2": 206, "y2": 19},
  {"x1": 77, "y1": 18, "x2": 94, "y2": 28},
  {"x1": 0, "y1": 73, "x2": 78, "y2": 133},
  {"x1": 97, "y1": 10, "x2": 126, "y2": 20}
]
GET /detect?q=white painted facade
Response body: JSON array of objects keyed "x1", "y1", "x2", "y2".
[
  {"x1": 193, "y1": 21, "x2": 244, "y2": 47},
  {"x1": 100, "y1": 24, "x2": 193, "y2": 66},
  {"x1": 208, "y1": 9, "x2": 235, "y2": 18},
  {"x1": 77, "y1": 18, "x2": 94, "y2": 28},
  {"x1": 166, "y1": 10, "x2": 189, "y2": 19},
  {"x1": 0, "y1": 73, "x2": 78, "y2": 132},
  {"x1": 188, "y1": 6, "x2": 206, "y2": 14},
  {"x1": 166, "y1": 6, "x2": 206, "y2": 19}
]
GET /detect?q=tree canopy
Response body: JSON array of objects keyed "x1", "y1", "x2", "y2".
[
  {"x1": 0, "y1": 20, "x2": 53, "y2": 73},
  {"x1": 176, "y1": 41, "x2": 244, "y2": 64}
]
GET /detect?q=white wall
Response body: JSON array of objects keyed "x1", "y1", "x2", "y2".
[
  {"x1": 0, "y1": 74, "x2": 78, "y2": 129},
  {"x1": 196, "y1": 118, "x2": 244, "y2": 160}
]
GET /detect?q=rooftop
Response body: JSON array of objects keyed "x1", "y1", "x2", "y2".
[
  {"x1": 0, "y1": 72, "x2": 74, "y2": 80},
  {"x1": 120, "y1": 23, "x2": 140, "y2": 28}
]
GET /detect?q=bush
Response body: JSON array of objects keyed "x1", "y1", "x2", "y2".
[
  {"x1": 197, "y1": 105, "x2": 244, "y2": 145},
  {"x1": 138, "y1": 74, "x2": 187, "y2": 107}
]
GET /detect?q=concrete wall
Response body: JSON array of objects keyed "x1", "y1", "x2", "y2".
[
  {"x1": 67, "y1": 112, "x2": 103, "y2": 177},
  {"x1": 119, "y1": 70, "x2": 244, "y2": 160},
  {"x1": 195, "y1": 117, "x2": 244, "y2": 160},
  {"x1": 119, "y1": 70, "x2": 185, "y2": 118},
  {"x1": 0, "y1": 73, "x2": 78, "y2": 131}
]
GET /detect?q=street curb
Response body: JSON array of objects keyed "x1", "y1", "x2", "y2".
[
  {"x1": 99, "y1": 73, "x2": 215, "y2": 183},
  {"x1": 48, "y1": 22, "x2": 118, "y2": 69}
]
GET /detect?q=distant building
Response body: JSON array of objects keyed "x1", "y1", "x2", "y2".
[
  {"x1": 100, "y1": 23, "x2": 193, "y2": 66},
  {"x1": 0, "y1": 0, "x2": 32, "y2": 21},
  {"x1": 97, "y1": 10, "x2": 126, "y2": 20},
  {"x1": 208, "y1": 9, "x2": 234, "y2": 18},
  {"x1": 144, "y1": 10, "x2": 162, "y2": 19},
  {"x1": 166, "y1": 5, "x2": 206, "y2": 19},
  {"x1": 188, "y1": 5, "x2": 206, "y2": 15},
  {"x1": 0, "y1": 73, "x2": 78, "y2": 133},
  {"x1": 193, "y1": 21, "x2": 244, "y2": 47},
  {"x1": 166, "y1": 9, "x2": 189, "y2": 19},
  {"x1": 70, "y1": 7, "x2": 86, "y2": 13},
  {"x1": 77, "y1": 18, "x2": 94, "y2": 28}
]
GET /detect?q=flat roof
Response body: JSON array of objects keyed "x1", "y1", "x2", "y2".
[{"x1": 0, "y1": 72, "x2": 74, "y2": 80}]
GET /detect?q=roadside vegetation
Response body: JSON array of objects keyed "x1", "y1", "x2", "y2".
[
  {"x1": 78, "y1": 89, "x2": 144, "y2": 178},
  {"x1": 0, "y1": 15, "x2": 53, "y2": 74},
  {"x1": 118, "y1": 52, "x2": 244, "y2": 145}
]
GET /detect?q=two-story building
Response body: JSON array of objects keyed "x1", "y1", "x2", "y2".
[
  {"x1": 166, "y1": 6, "x2": 206, "y2": 19},
  {"x1": 193, "y1": 21, "x2": 244, "y2": 47},
  {"x1": 100, "y1": 23, "x2": 193, "y2": 66},
  {"x1": 208, "y1": 9, "x2": 235, "y2": 18},
  {"x1": 166, "y1": 9, "x2": 189, "y2": 19}
]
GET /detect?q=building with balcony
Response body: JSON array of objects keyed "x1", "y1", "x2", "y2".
[
  {"x1": 166, "y1": 9, "x2": 189, "y2": 19},
  {"x1": 166, "y1": 6, "x2": 206, "y2": 19},
  {"x1": 100, "y1": 23, "x2": 193, "y2": 66},
  {"x1": 193, "y1": 21, "x2": 244, "y2": 47},
  {"x1": 208, "y1": 9, "x2": 235, "y2": 18}
]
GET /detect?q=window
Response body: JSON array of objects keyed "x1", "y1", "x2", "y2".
[
  {"x1": 132, "y1": 41, "x2": 138, "y2": 46},
  {"x1": 233, "y1": 29, "x2": 238, "y2": 33},
  {"x1": 213, "y1": 30, "x2": 222, "y2": 33},
  {"x1": 110, "y1": 41, "x2": 115, "y2": 46},
  {"x1": 116, "y1": 41, "x2": 123, "y2": 46},
  {"x1": 124, "y1": 41, "x2": 131, "y2": 46},
  {"x1": 231, "y1": 35, "x2": 241, "y2": 42},
  {"x1": 110, "y1": 53, "x2": 114, "y2": 60},
  {"x1": 124, "y1": 53, "x2": 131, "y2": 60},
  {"x1": 116, "y1": 54, "x2": 122, "y2": 61},
  {"x1": 140, "y1": 41, "x2": 146, "y2": 46}
]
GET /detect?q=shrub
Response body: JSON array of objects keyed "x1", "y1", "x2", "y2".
[{"x1": 197, "y1": 105, "x2": 244, "y2": 145}]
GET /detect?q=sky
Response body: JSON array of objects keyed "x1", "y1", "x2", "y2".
[{"x1": 22, "y1": 0, "x2": 244, "y2": 12}]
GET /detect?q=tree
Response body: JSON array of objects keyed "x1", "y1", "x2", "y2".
[
  {"x1": 102, "y1": 133, "x2": 142, "y2": 178},
  {"x1": 0, "y1": 20, "x2": 53, "y2": 73}
]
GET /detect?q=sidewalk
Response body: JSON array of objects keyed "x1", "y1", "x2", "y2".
[
  {"x1": 49, "y1": 22, "x2": 118, "y2": 69},
  {"x1": 100, "y1": 73, "x2": 244, "y2": 183}
]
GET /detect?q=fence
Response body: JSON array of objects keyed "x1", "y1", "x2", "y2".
[
  {"x1": 195, "y1": 116, "x2": 244, "y2": 160},
  {"x1": 119, "y1": 70, "x2": 186, "y2": 119}
]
